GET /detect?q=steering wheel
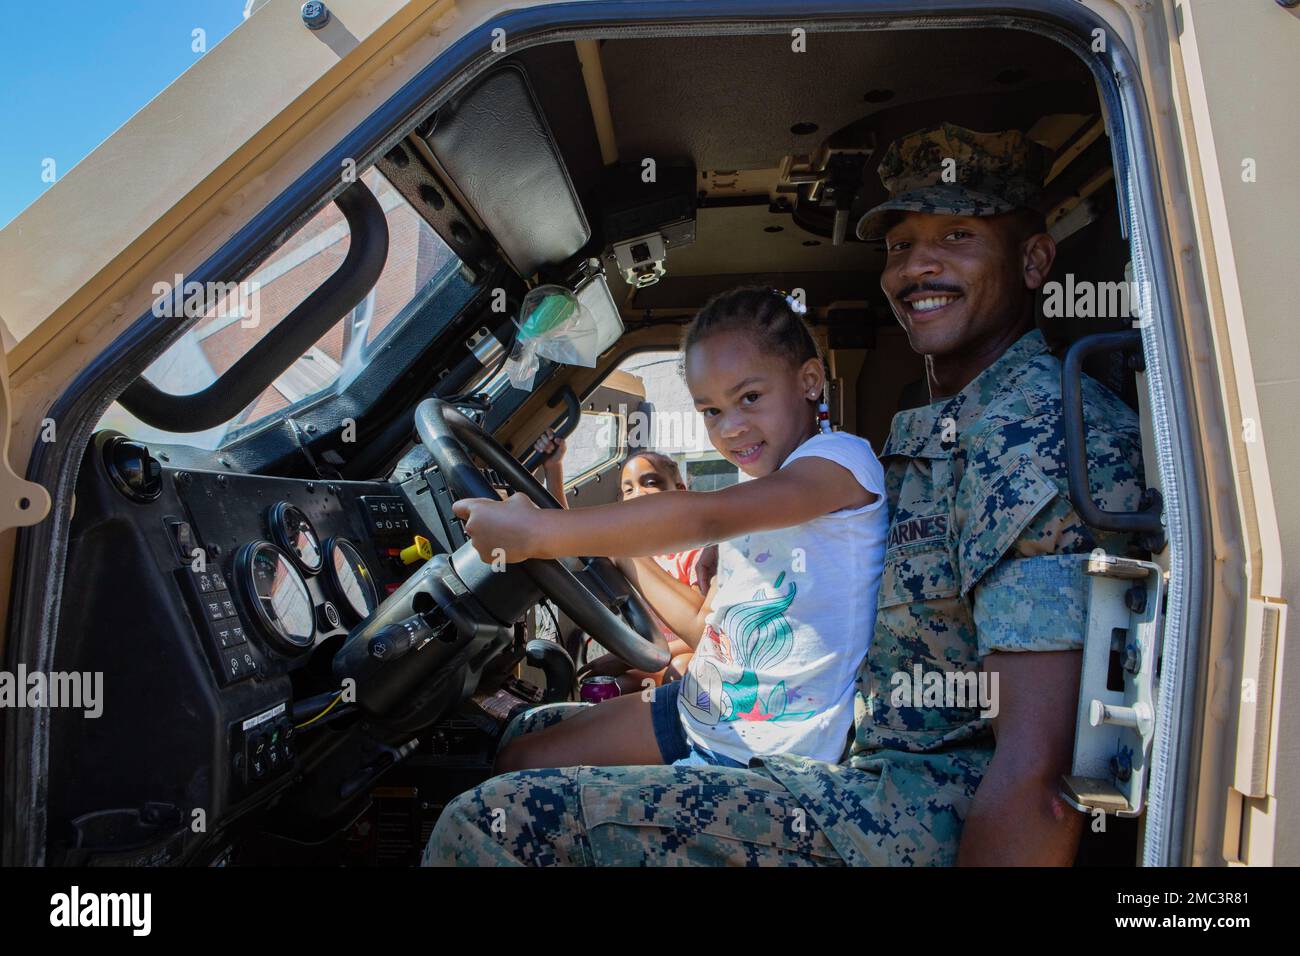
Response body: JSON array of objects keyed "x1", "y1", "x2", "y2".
[{"x1": 414, "y1": 397, "x2": 670, "y2": 673}]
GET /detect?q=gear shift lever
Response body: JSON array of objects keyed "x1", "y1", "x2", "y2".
[{"x1": 525, "y1": 639, "x2": 577, "y2": 703}]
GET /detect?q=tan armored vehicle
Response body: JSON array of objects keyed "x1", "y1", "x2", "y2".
[{"x1": 0, "y1": 0, "x2": 1294, "y2": 867}]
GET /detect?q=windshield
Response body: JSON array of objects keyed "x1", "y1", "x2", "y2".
[{"x1": 97, "y1": 168, "x2": 461, "y2": 449}]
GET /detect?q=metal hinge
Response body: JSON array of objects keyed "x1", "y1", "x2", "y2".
[
  {"x1": 0, "y1": 335, "x2": 52, "y2": 533},
  {"x1": 467, "y1": 326, "x2": 505, "y2": 369},
  {"x1": 1233, "y1": 597, "x2": 1287, "y2": 797},
  {"x1": 1061, "y1": 553, "x2": 1165, "y2": 818}
]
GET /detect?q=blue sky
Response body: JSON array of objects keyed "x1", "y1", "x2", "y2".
[{"x1": 0, "y1": 1, "x2": 248, "y2": 228}]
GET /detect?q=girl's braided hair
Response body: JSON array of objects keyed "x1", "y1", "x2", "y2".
[{"x1": 681, "y1": 286, "x2": 822, "y2": 370}]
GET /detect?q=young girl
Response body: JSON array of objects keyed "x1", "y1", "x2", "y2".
[
  {"x1": 453, "y1": 287, "x2": 889, "y2": 771},
  {"x1": 607, "y1": 450, "x2": 709, "y2": 689}
]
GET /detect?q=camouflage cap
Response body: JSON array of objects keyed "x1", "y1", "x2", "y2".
[{"x1": 855, "y1": 122, "x2": 1050, "y2": 240}]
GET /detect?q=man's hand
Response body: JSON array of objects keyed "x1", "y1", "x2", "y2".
[
  {"x1": 451, "y1": 493, "x2": 544, "y2": 565},
  {"x1": 956, "y1": 649, "x2": 1084, "y2": 866}
]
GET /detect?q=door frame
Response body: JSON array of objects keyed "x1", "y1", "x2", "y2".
[{"x1": 3, "y1": 1, "x2": 1214, "y2": 866}]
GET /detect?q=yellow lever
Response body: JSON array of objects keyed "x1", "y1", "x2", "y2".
[{"x1": 399, "y1": 535, "x2": 433, "y2": 565}]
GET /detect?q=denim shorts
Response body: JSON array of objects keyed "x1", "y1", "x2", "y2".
[{"x1": 651, "y1": 681, "x2": 749, "y2": 769}]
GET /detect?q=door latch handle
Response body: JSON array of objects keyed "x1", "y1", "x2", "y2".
[{"x1": 1061, "y1": 553, "x2": 1164, "y2": 818}]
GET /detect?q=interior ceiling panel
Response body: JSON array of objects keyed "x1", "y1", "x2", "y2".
[
  {"x1": 666, "y1": 205, "x2": 880, "y2": 276},
  {"x1": 550, "y1": 27, "x2": 1099, "y2": 313},
  {"x1": 599, "y1": 29, "x2": 1094, "y2": 170}
]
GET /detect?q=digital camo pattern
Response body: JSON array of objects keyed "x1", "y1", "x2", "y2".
[
  {"x1": 424, "y1": 763, "x2": 845, "y2": 867},
  {"x1": 854, "y1": 328, "x2": 1144, "y2": 757},
  {"x1": 856, "y1": 122, "x2": 1051, "y2": 239},
  {"x1": 755, "y1": 746, "x2": 990, "y2": 866},
  {"x1": 496, "y1": 701, "x2": 588, "y2": 754},
  {"x1": 426, "y1": 699, "x2": 989, "y2": 867},
  {"x1": 425, "y1": 329, "x2": 1142, "y2": 865}
]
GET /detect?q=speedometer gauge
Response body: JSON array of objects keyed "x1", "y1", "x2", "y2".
[
  {"x1": 235, "y1": 541, "x2": 316, "y2": 653},
  {"x1": 323, "y1": 537, "x2": 378, "y2": 623},
  {"x1": 269, "y1": 502, "x2": 323, "y2": 574}
]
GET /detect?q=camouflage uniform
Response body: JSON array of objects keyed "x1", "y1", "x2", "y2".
[
  {"x1": 423, "y1": 125, "x2": 1145, "y2": 867},
  {"x1": 424, "y1": 704, "x2": 846, "y2": 866}
]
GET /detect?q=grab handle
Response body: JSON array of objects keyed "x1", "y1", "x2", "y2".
[{"x1": 1061, "y1": 331, "x2": 1165, "y2": 552}]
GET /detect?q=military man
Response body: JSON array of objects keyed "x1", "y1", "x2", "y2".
[{"x1": 422, "y1": 123, "x2": 1146, "y2": 866}]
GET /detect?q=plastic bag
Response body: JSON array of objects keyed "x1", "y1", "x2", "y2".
[{"x1": 504, "y1": 285, "x2": 605, "y2": 390}]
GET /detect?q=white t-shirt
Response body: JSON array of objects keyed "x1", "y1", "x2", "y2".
[{"x1": 677, "y1": 431, "x2": 888, "y2": 764}]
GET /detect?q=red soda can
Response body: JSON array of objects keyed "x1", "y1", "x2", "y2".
[{"x1": 580, "y1": 676, "x2": 621, "y2": 704}]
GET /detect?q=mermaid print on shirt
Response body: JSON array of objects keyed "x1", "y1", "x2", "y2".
[{"x1": 681, "y1": 571, "x2": 816, "y2": 725}]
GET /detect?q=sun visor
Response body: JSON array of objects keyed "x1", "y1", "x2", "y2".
[{"x1": 422, "y1": 65, "x2": 590, "y2": 276}]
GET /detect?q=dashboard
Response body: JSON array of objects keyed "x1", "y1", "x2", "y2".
[
  {"x1": 46, "y1": 430, "x2": 481, "y2": 865},
  {"x1": 171, "y1": 475, "x2": 423, "y2": 687}
]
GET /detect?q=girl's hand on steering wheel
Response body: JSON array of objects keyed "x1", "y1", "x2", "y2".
[{"x1": 452, "y1": 493, "x2": 541, "y2": 565}]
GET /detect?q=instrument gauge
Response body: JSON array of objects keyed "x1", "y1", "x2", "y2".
[
  {"x1": 269, "y1": 502, "x2": 323, "y2": 574},
  {"x1": 323, "y1": 537, "x2": 378, "y2": 624},
  {"x1": 235, "y1": 541, "x2": 315, "y2": 653}
]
